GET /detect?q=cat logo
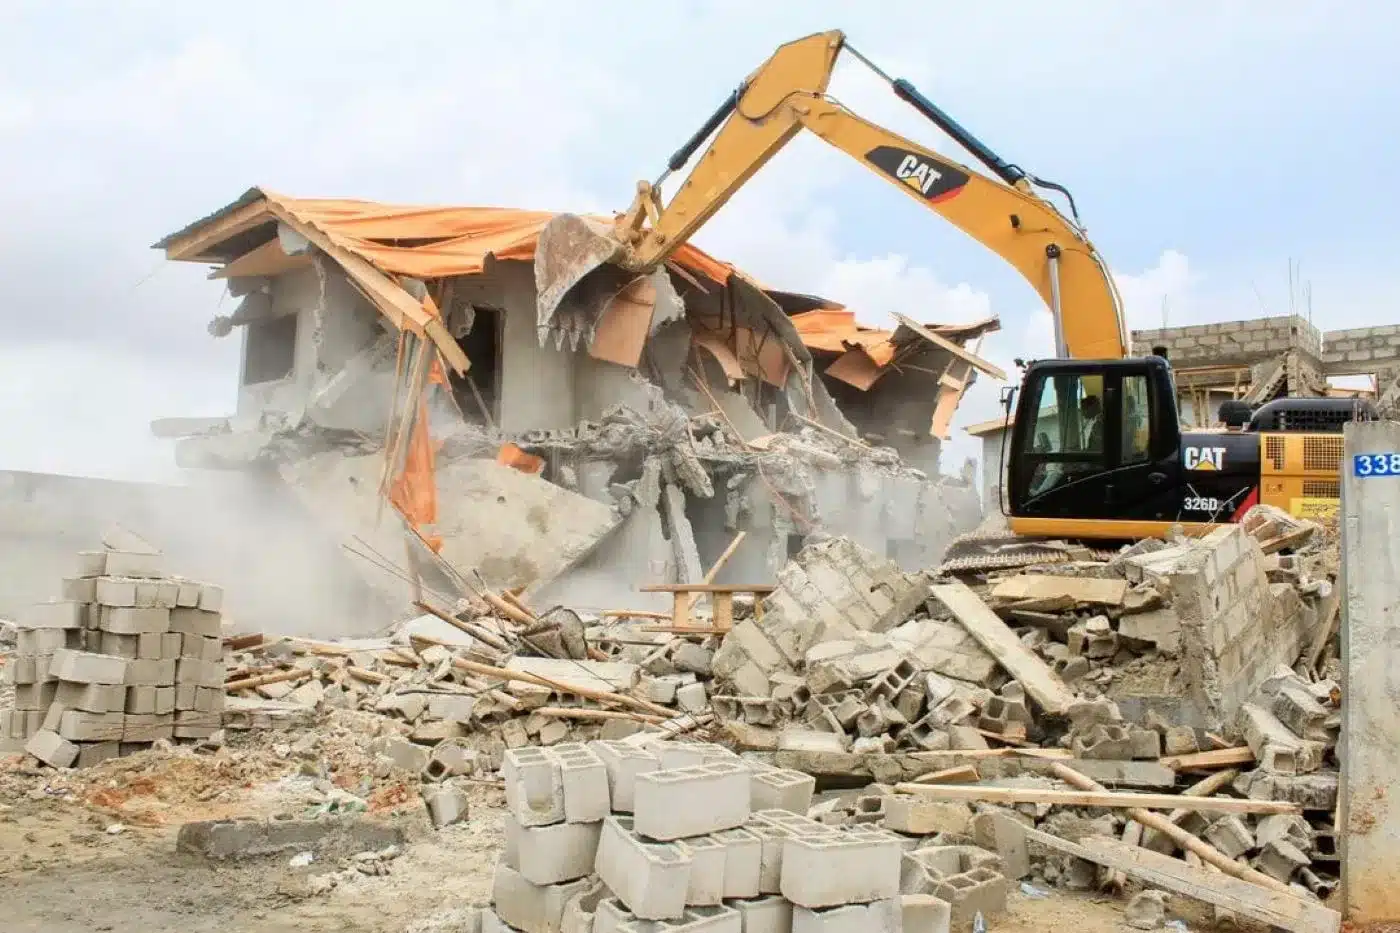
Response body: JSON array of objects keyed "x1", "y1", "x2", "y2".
[
  {"x1": 893, "y1": 154, "x2": 944, "y2": 196},
  {"x1": 1183, "y1": 446, "x2": 1227, "y2": 471},
  {"x1": 864, "y1": 145, "x2": 969, "y2": 203}
]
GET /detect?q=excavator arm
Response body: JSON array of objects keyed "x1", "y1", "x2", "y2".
[{"x1": 536, "y1": 30, "x2": 1128, "y2": 361}]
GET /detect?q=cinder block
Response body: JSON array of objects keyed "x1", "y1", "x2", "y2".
[
  {"x1": 76, "y1": 550, "x2": 107, "y2": 577},
  {"x1": 634, "y1": 761, "x2": 751, "y2": 841},
  {"x1": 550, "y1": 742, "x2": 611, "y2": 823},
  {"x1": 491, "y1": 861, "x2": 593, "y2": 933},
  {"x1": 594, "y1": 815, "x2": 693, "y2": 920},
  {"x1": 50, "y1": 648, "x2": 127, "y2": 685},
  {"x1": 14, "y1": 681, "x2": 58, "y2": 711},
  {"x1": 505, "y1": 811, "x2": 602, "y2": 885},
  {"x1": 76, "y1": 741, "x2": 122, "y2": 768},
  {"x1": 2, "y1": 655, "x2": 38, "y2": 686},
  {"x1": 656, "y1": 744, "x2": 708, "y2": 771},
  {"x1": 677, "y1": 834, "x2": 727, "y2": 906},
  {"x1": 99, "y1": 632, "x2": 140, "y2": 658},
  {"x1": 174, "y1": 709, "x2": 219, "y2": 738},
  {"x1": 160, "y1": 633, "x2": 184, "y2": 659},
  {"x1": 104, "y1": 549, "x2": 161, "y2": 578},
  {"x1": 126, "y1": 658, "x2": 177, "y2": 686},
  {"x1": 18, "y1": 627, "x2": 78, "y2": 656},
  {"x1": 884, "y1": 797, "x2": 973, "y2": 836},
  {"x1": 125, "y1": 685, "x2": 177, "y2": 716},
  {"x1": 593, "y1": 898, "x2": 636, "y2": 933},
  {"x1": 743, "y1": 820, "x2": 791, "y2": 894},
  {"x1": 616, "y1": 904, "x2": 742, "y2": 932},
  {"x1": 589, "y1": 740, "x2": 660, "y2": 813},
  {"x1": 123, "y1": 713, "x2": 174, "y2": 742},
  {"x1": 95, "y1": 577, "x2": 138, "y2": 607},
  {"x1": 198, "y1": 583, "x2": 225, "y2": 612},
  {"x1": 933, "y1": 867, "x2": 1007, "y2": 929},
  {"x1": 780, "y1": 832, "x2": 902, "y2": 909},
  {"x1": 714, "y1": 827, "x2": 762, "y2": 899},
  {"x1": 99, "y1": 606, "x2": 170, "y2": 635},
  {"x1": 25, "y1": 728, "x2": 79, "y2": 768},
  {"x1": 175, "y1": 580, "x2": 201, "y2": 607},
  {"x1": 504, "y1": 746, "x2": 566, "y2": 827},
  {"x1": 195, "y1": 687, "x2": 224, "y2": 714},
  {"x1": 751, "y1": 768, "x2": 815, "y2": 814},
  {"x1": 901, "y1": 894, "x2": 952, "y2": 933},
  {"x1": 792, "y1": 899, "x2": 901, "y2": 933},
  {"x1": 58, "y1": 710, "x2": 125, "y2": 742},
  {"x1": 22, "y1": 601, "x2": 85, "y2": 630},
  {"x1": 730, "y1": 896, "x2": 793, "y2": 933},
  {"x1": 169, "y1": 608, "x2": 222, "y2": 637},
  {"x1": 175, "y1": 658, "x2": 224, "y2": 687},
  {"x1": 55, "y1": 681, "x2": 125, "y2": 713}
]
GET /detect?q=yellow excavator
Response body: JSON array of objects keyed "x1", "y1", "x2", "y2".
[{"x1": 535, "y1": 30, "x2": 1367, "y2": 559}]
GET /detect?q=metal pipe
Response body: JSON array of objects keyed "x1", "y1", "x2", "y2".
[{"x1": 1046, "y1": 244, "x2": 1067, "y2": 357}]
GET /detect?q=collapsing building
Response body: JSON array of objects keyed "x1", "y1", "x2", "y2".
[{"x1": 151, "y1": 189, "x2": 992, "y2": 614}]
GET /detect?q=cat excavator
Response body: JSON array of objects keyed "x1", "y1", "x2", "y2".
[{"x1": 534, "y1": 30, "x2": 1368, "y2": 564}]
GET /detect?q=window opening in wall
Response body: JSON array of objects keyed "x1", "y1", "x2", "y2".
[
  {"x1": 449, "y1": 305, "x2": 503, "y2": 427},
  {"x1": 242, "y1": 313, "x2": 298, "y2": 385}
]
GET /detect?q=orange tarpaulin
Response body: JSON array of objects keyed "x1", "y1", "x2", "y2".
[
  {"x1": 790, "y1": 308, "x2": 902, "y2": 367},
  {"x1": 259, "y1": 190, "x2": 737, "y2": 288},
  {"x1": 389, "y1": 398, "x2": 442, "y2": 553}
]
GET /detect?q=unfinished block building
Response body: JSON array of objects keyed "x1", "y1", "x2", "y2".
[
  {"x1": 1130, "y1": 315, "x2": 1397, "y2": 425},
  {"x1": 151, "y1": 189, "x2": 989, "y2": 616}
]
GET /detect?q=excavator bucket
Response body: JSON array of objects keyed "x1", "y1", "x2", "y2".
[{"x1": 534, "y1": 213, "x2": 628, "y2": 332}]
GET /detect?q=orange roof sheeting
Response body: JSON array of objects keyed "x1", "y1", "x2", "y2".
[{"x1": 259, "y1": 191, "x2": 736, "y2": 286}]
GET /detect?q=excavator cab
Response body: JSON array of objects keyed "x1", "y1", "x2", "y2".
[{"x1": 1007, "y1": 357, "x2": 1184, "y2": 530}]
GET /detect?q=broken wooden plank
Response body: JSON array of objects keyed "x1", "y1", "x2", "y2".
[
  {"x1": 908, "y1": 765, "x2": 981, "y2": 785},
  {"x1": 1018, "y1": 830, "x2": 1338, "y2": 933},
  {"x1": 1048, "y1": 762, "x2": 1298, "y2": 897},
  {"x1": 891, "y1": 783, "x2": 1301, "y2": 816},
  {"x1": 931, "y1": 581, "x2": 1077, "y2": 714},
  {"x1": 1160, "y1": 746, "x2": 1255, "y2": 771},
  {"x1": 990, "y1": 574, "x2": 1128, "y2": 606},
  {"x1": 892, "y1": 312, "x2": 1006, "y2": 380}
]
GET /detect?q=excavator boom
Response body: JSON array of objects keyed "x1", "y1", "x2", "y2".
[{"x1": 534, "y1": 29, "x2": 1127, "y2": 360}]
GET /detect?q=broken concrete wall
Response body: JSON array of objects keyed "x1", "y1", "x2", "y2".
[
  {"x1": 1119, "y1": 525, "x2": 1319, "y2": 731},
  {"x1": 279, "y1": 451, "x2": 621, "y2": 601},
  {"x1": 235, "y1": 260, "x2": 387, "y2": 432}
]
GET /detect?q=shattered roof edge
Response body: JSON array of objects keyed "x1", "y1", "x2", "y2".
[{"x1": 151, "y1": 186, "x2": 270, "y2": 251}]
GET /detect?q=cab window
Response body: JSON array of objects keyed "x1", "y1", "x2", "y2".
[
  {"x1": 1016, "y1": 373, "x2": 1105, "y2": 501},
  {"x1": 1121, "y1": 375, "x2": 1151, "y2": 465}
]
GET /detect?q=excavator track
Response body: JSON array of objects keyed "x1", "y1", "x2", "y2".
[{"x1": 936, "y1": 529, "x2": 1117, "y2": 575}]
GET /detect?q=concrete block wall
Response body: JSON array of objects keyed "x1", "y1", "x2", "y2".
[
  {"x1": 1137, "y1": 526, "x2": 1316, "y2": 730},
  {"x1": 1319, "y1": 323, "x2": 1400, "y2": 372},
  {"x1": 1131, "y1": 315, "x2": 1322, "y2": 369}
]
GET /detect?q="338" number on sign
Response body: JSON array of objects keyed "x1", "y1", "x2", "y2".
[{"x1": 1354, "y1": 453, "x2": 1400, "y2": 477}]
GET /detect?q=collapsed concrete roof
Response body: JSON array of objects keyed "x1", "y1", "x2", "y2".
[
  {"x1": 151, "y1": 188, "x2": 997, "y2": 612},
  {"x1": 154, "y1": 187, "x2": 1000, "y2": 419}
]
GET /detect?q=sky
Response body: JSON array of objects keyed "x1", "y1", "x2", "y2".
[{"x1": 1, "y1": 1, "x2": 1396, "y2": 483}]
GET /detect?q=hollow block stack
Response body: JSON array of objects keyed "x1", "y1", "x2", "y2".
[
  {"x1": 1, "y1": 537, "x2": 225, "y2": 767},
  {"x1": 482, "y1": 737, "x2": 954, "y2": 933}
]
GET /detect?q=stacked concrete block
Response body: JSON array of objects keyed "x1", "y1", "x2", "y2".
[
  {"x1": 4, "y1": 538, "x2": 227, "y2": 767},
  {"x1": 483, "y1": 741, "x2": 946, "y2": 933}
]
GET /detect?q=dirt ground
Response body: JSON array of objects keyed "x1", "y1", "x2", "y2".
[{"x1": 0, "y1": 722, "x2": 1265, "y2": 933}]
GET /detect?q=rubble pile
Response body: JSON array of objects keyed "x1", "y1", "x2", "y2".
[
  {"x1": 0, "y1": 502, "x2": 1347, "y2": 930},
  {"x1": 1, "y1": 530, "x2": 226, "y2": 767}
]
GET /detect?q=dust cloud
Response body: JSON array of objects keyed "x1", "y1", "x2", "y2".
[{"x1": 0, "y1": 467, "x2": 396, "y2": 638}]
